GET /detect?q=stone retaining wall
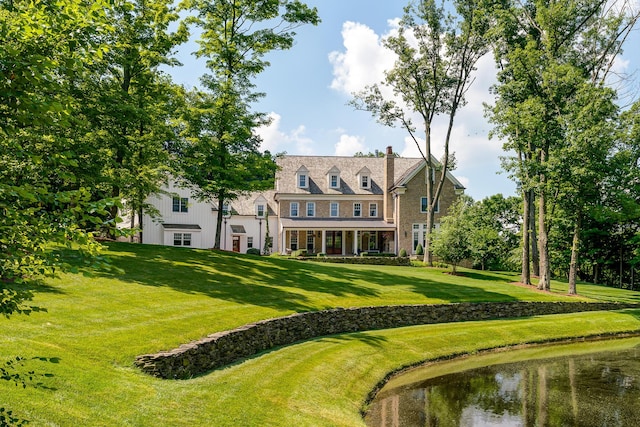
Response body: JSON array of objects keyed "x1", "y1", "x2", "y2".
[{"x1": 135, "y1": 301, "x2": 640, "y2": 379}]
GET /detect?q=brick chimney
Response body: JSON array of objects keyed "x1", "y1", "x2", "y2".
[{"x1": 383, "y1": 146, "x2": 394, "y2": 223}]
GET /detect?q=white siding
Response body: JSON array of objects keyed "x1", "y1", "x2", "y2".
[{"x1": 142, "y1": 181, "x2": 217, "y2": 249}]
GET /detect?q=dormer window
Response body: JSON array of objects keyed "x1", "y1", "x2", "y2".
[
  {"x1": 296, "y1": 166, "x2": 309, "y2": 189},
  {"x1": 327, "y1": 166, "x2": 341, "y2": 189},
  {"x1": 254, "y1": 195, "x2": 267, "y2": 218},
  {"x1": 357, "y1": 166, "x2": 371, "y2": 190}
]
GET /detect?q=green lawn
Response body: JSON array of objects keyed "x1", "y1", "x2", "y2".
[{"x1": 2, "y1": 242, "x2": 640, "y2": 426}]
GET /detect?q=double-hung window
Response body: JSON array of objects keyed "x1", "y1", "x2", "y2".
[
  {"x1": 172, "y1": 197, "x2": 188, "y2": 213},
  {"x1": 353, "y1": 203, "x2": 362, "y2": 217},
  {"x1": 306, "y1": 202, "x2": 315, "y2": 217},
  {"x1": 369, "y1": 203, "x2": 378, "y2": 217},
  {"x1": 290, "y1": 202, "x2": 299, "y2": 217},
  {"x1": 330, "y1": 202, "x2": 339, "y2": 217},
  {"x1": 256, "y1": 204, "x2": 265, "y2": 217}
]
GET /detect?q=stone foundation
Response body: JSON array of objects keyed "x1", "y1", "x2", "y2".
[{"x1": 135, "y1": 301, "x2": 640, "y2": 379}]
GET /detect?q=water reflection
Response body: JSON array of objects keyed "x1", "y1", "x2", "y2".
[{"x1": 366, "y1": 341, "x2": 640, "y2": 426}]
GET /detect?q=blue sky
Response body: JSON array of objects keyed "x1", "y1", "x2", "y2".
[{"x1": 167, "y1": 0, "x2": 640, "y2": 201}]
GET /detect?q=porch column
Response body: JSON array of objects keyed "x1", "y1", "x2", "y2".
[
  {"x1": 342, "y1": 229, "x2": 346, "y2": 255},
  {"x1": 321, "y1": 230, "x2": 326, "y2": 254},
  {"x1": 281, "y1": 229, "x2": 287, "y2": 255},
  {"x1": 353, "y1": 230, "x2": 359, "y2": 255}
]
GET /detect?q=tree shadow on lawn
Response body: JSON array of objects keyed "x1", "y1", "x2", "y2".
[{"x1": 71, "y1": 243, "x2": 522, "y2": 313}]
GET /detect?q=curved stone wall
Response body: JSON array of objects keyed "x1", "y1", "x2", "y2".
[{"x1": 135, "y1": 301, "x2": 640, "y2": 379}]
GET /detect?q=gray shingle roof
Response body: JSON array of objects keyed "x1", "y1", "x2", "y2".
[{"x1": 275, "y1": 155, "x2": 422, "y2": 195}]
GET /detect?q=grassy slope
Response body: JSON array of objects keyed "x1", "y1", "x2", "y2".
[{"x1": 2, "y1": 242, "x2": 640, "y2": 426}]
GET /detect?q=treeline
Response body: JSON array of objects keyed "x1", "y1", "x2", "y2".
[{"x1": 0, "y1": 0, "x2": 319, "y2": 289}]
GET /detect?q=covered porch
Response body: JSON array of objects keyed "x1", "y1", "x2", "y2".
[{"x1": 279, "y1": 218, "x2": 396, "y2": 256}]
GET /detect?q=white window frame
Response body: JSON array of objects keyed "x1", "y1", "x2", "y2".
[
  {"x1": 369, "y1": 203, "x2": 378, "y2": 217},
  {"x1": 290, "y1": 202, "x2": 299, "y2": 217},
  {"x1": 173, "y1": 232, "x2": 192, "y2": 246},
  {"x1": 329, "y1": 174, "x2": 339, "y2": 189},
  {"x1": 247, "y1": 236, "x2": 254, "y2": 248},
  {"x1": 298, "y1": 174, "x2": 308, "y2": 189},
  {"x1": 256, "y1": 204, "x2": 265, "y2": 218},
  {"x1": 330, "y1": 202, "x2": 339, "y2": 217},
  {"x1": 353, "y1": 202, "x2": 362, "y2": 217},
  {"x1": 290, "y1": 230, "x2": 298, "y2": 251},
  {"x1": 306, "y1": 202, "x2": 315, "y2": 217},
  {"x1": 172, "y1": 197, "x2": 188, "y2": 213},
  {"x1": 360, "y1": 174, "x2": 370, "y2": 189}
]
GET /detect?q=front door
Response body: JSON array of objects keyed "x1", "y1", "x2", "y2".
[
  {"x1": 232, "y1": 236, "x2": 240, "y2": 252},
  {"x1": 325, "y1": 231, "x2": 342, "y2": 255}
]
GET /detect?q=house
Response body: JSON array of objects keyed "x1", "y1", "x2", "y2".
[{"x1": 133, "y1": 146, "x2": 465, "y2": 255}]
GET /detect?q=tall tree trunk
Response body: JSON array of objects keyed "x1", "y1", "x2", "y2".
[
  {"x1": 568, "y1": 215, "x2": 581, "y2": 295},
  {"x1": 521, "y1": 188, "x2": 531, "y2": 285},
  {"x1": 529, "y1": 190, "x2": 540, "y2": 276},
  {"x1": 537, "y1": 157, "x2": 551, "y2": 291},
  {"x1": 214, "y1": 192, "x2": 225, "y2": 250},
  {"x1": 138, "y1": 206, "x2": 144, "y2": 244}
]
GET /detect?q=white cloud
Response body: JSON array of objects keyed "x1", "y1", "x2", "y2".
[
  {"x1": 334, "y1": 134, "x2": 368, "y2": 156},
  {"x1": 257, "y1": 112, "x2": 315, "y2": 155},
  {"x1": 328, "y1": 21, "x2": 397, "y2": 95}
]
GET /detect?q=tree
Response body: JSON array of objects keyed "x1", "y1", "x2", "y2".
[
  {"x1": 351, "y1": 0, "x2": 489, "y2": 265},
  {"x1": 432, "y1": 195, "x2": 473, "y2": 273},
  {"x1": 488, "y1": 0, "x2": 639, "y2": 291},
  {"x1": 1, "y1": 0, "x2": 114, "y2": 421},
  {"x1": 77, "y1": 0, "x2": 188, "y2": 240},
  {"x1": 466, "y1": 194, "x2": 521, "y2": 271},
  {"x1": 176, "y1": 0, "x2": 319, "y2": 249}
]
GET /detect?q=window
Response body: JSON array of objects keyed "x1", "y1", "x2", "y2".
[
  {"x1": 307, "y1": 231, "x2": 315, "y2": 251},
  {"x1": 330, "y1": 174, "x2": 339, "y2": 188},
  {"x1": 330, "y1": 202, "x2": 339, "y2": 217},
  {"x1": 290, "y1": 230, "x2": 298, "y2": 251},
  {"x1": 173, "y1": 233, "x2": 191, "y2": 246},
  {"x1": 420, "y1": 197, "x2": 439, "y2": 213},
  {"x1": 172, "y1": 197, "x2": 188, "y2": 213},
  {"x1": 256, "y1": 204, "x2": 265, "y2": 218},
  {"x1": 306, "y1": 202, "x2": 315, "y2": 217},
  {"x1": 353, "y1": 202, "x2": 362, "y2": 217},
  {"x1": 369, "y1": 203, "x2": 378, "y2": 217},
  {"x1": 369, "y1": 231, "x2": 377, "y2": 250},
  {"x1": 297, "y1": 166, "x2": 309, "y2": 189},
  {"x1": 290, "y1": 202, "x2": 299, "y2": 217},
  {"x1": 222, "y1": 203, "x2": 230, "y2": 217},
  {"x1": 361, "y1": 175, "x2": 370, "y2": 189},
  {"x1": 412, "y1": 224, "x2": 425, "y2": 252}
]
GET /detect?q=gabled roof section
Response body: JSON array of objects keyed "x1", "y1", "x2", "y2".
[
  {"x1": 326, "y1": 165, "x2": 341, "y2": 174},
  {"x1": 393, "y1": 155, "x2": 466, "y2": 190},
  {"x1": 356, "y1": 166, "x2": 371, "y2": 175}
]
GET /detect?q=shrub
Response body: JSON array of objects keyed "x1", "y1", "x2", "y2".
[
  {"x1": 246, "y1": 248, "x2": 261, "y2": 256},
  {"x1": 317, "y1": 252, "x2": 326, "y2": 258},
  {"x1": 360, "y1": 252, "x2": 369, "y2": 257},
  {"x1": 291, "y1": 249, "x2": 307, "y2": 258},
  {"x1": 399, "y1": 248, "x2": 407, "y2": 258},
  {"x1": 415, "y1": 243, "x2": 424, "y2": 255}
]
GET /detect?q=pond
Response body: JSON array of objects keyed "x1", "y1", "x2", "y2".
[{"x1": 365, "y1": 337, "x2": 640, "y2": 427}]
